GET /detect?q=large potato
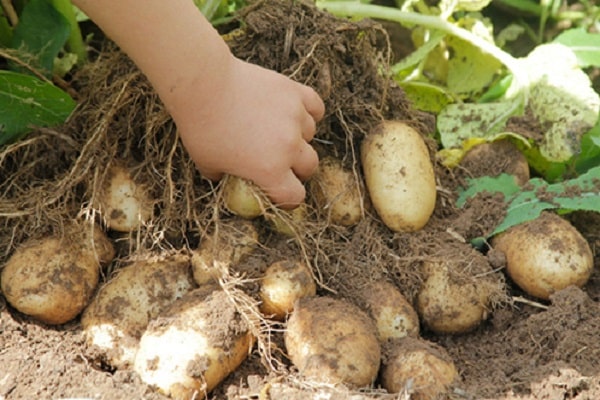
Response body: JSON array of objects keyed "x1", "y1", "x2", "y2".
[
  {"x1": 134, "y1": 286, "x2": 255, "y2": 398},
  {"x1": 284, "y1": 296, "x2": 381, "y2": 388},
  {"x1": 361, "y1": 121, "x2": 436, "y2": 232},
  {"x1": 492, "y1": 212, "x2": 593, "y2": 300},
  {"x1": 360, "y1": 280, "x2": 419, "y2": 341},
  {"x1": 81, "y1": 252, "x2": 194, "y2": 368},
  {"x1": 95, "y1": 163, "x2": 154, "y2": 232},
  {"x1": 381, "y1": 337, "x2": 458, "y2": 398},
  {"x1": 309, "y1": 156, "x2": 363, "y2": 226},
  {"x1": 191, "y1": 219, "x2": 258, "y2": 286},
  {"x1": 259, "y1": 260, "x2": 316, "y2": 320},
  {"x1": 1, "y1": 223, "x2": 114, "y2": 325},
  {"x1": 416, "y1": 253, "x2": 502, "y2": 334}
]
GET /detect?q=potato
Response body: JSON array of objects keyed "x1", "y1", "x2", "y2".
[
  {"x1": 460, "y1": 138, "x2": 530, "y2": 186},
  {"x1": 191, "y1": 219, "x2": 258, "y2": 286},
  {"x1": 95, "y1": 163, "x2": 154, "y2": 232},
  {"x1": 416, "y1": 253, "x2": 501, "y2": 334},
  {"x1": 361, "y1": 121, "x2": 436, "y2": 232},
  {"x1": 284, "y1": 296, "x2": 381, "y2": 388},
  {"x1": 309, "y1": 157, "x2": 363, "y2": 226},
  {"x1": 1, "y1": 223, "x2": 114, "y2": 325},
  {"x1": 222, "y1": 175, "x2": 263, "y2": 219},
  {"x1": 265, "y1": 203, "x2": 307, "y2": 237},
  {"x1": 134, "y1": 286, "x2": 255, "y2": 398},
  {"x1": 381, "y1": 337, "x2": 458, "y2": 398},
  {"x1": 259, "y1": 260, "x2": 316, "y2": 320},
  {"x1": 81, "y1": 252, "x2": 194, "y2": 368},
  {"x1": 492, "y1": 212, "x2": 593, "y2": 300},
  {"x1": 360, "y1": 281, "x2": 419, "y2": 341}
]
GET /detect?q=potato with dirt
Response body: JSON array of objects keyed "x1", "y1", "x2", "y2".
[
  {"x1": 416, "y1": 248, "x2": 504, "y2": 334},
  {"x1": 259, "y1": 260, "x2": 316, "y2": 320},
  {"x1": 222, "y1": 175, "x2": 264, "y2": 219},
  {"x1": 361, "y1": 121, "x2": 436, "y2": 232},
  {"x1": 360, "y1": 280, "x2": 420, "y2": 341},
  {"x1": 191, "y1": 219, "x2": 258, "y2": 285},
  {"x1": 284, "y1": 296, "x2": 381, "y2": 388},
  {"x1": 81, "y1": 252, "x2": 194, "y2": 368},
  {"x1": 0, "y1": 223, "x2": 114, "y2": 325},
  {"x1": 133, "y1": 285, "x2": 256, "y2": 399},
  {"x1": 309, "y1": 156, "x2": 363, "y2": 226},
  {"x1": 94, "y1": 163, "x2": 155, "y2": 232},
  {"x1": 381, "y1": 337, "x2": 458, "y2": 398},
  {"x1": 492, "y1": 212, "x2": 593, "y2": 300}
]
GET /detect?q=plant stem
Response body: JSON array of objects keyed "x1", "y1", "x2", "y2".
[
  {"x1": 50, "y1": 0, "x2": 87, "y2": 65},
  {"x1": 0, "y1": 0, "x2": 18, "y2": 26},
  {"x1": 315, "y1": 1, "x2": 529, "y2": 101}
]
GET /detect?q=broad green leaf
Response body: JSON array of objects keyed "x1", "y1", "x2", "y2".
[
  {"x1": 456, "y1": 0, "x2": 492, "y2": 12},
  {"x1": 391, "y1": 30, "x2": 445, "y2": 76},
  {"x1": 438, "y1": 101, "x2": 521, "y2": 149},
  {"x1": 399, "y1": 81, "x2": 454, "y2": 113},
  {"x1": 0, "y1": 70, "x2": 76, "y2": 145},
  {"x1": 519, "y1": 44, "x2": 600, "y2": 162},
  {"x1": 456, "y1": 173, "x2": 520, "y2": 208},
  {"x1": 553, "y1": 28, "x2": 600, "y2": 68},
  {"x1": 11, "y1": 0, "x2": 70, "y2": 75},
  {"x1": 0, "y1": 14, "x2": 11, "y2": 47}
]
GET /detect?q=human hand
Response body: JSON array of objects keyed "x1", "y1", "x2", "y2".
[{"x1": 174, "y1": 56, "x2": 325, "y2": 208}]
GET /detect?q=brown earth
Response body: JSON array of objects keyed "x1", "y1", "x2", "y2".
[{"x1": 1, "y1": 1, "x2": 599, "y2": 399}]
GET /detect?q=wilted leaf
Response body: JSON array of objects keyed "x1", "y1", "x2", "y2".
[
  {"x1": 399, "y1": 81, "x2": 454, "y2": 113},
  {"x1": 0, "y1": 70, "x2": 76, "y2": 145}
]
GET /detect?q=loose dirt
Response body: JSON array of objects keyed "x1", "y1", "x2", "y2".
[{"x1": 1, "y1": 1, "x2": 599, "y2": 399}]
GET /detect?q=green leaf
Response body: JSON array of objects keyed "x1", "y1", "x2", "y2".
[
  {"x1": 0, "y1": 70, "x2": 76, "y2": 145},
  {"x1": 519, "y1": 43, "x2": 600, "y2": 162},
  {"x1": 399, "y1": 81, "x2": 454, "y2": 113},
  {"x1": 458, "y1": 166, "x2": 600, "y2": 239},
  {"x1": 391, "y1": 30, "x2": 445, "y2": 76},
  {"x1": 10, "y1": 0, "x2": 71, "y2": 75},
  {"x1": 553, "y1": 28, "x2": 600, "y2": 68},
  {"x1": 437, "y1": 101, "x2": 521, "y2": 149}
]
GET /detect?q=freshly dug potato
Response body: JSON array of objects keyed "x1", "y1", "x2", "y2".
[
  {"x1": 134, "y1": 286, "x2": 255, "y2": 398},
  {"x1": 265, "y1": 203, "x2": 307, "y2": 237},
  {"x1": 459, "y1": 138, "x2": 530, "y2": 186},
  {"x1": 360, "y1": 281, "x2": 419, "y2": 341},
  {"x1": 492, "y1": 212, "x2": 593, "y2": 300},
  {"x1": 260, "y1": 260, "x2": 316, "y2": 320},
  {"x1": 381, "y1": 337, "x2": 458, "y2": 398},
  {"x1": 309, "y1": 157, "x2": 363, "y2": 226},
  {"x1": 284, "y1": 296, "x2": 381, "y2": 388},
  {"x1": 95, "y1": 163, "x2": 154, "y2": 232},
  {"x1": 361, "y1": 121, "x2": 436, "y2": 232},
  {"x1": 1, "y1": 223, "x2": 114, "y2": 325},
  {"x1": 191, "y1": 219, "x2": 258, "y2": 286},
  {"x1": 81, "y1": 252, "x2": 194, "y2": 368},
  {"x1": 222, "y1": 175, "x2": 263, "y2": 219},
  {"x1": 416, "y1": 252, "x2": 502, "y2": 334}
]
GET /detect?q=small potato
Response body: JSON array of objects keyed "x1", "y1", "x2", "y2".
[
  {"x1": 381, "y1": 337, "x2": 458, "y2": 398},
  {"x1": 95, "y1": 163, "x2": 154, "y2": 232},
  {"x1": 361, "y1": 281, "x2": 419, "y2": 341},
  {"x1": 81, "y1": 252, "x2": 194, "y2": 368},
  {"x1": 416, "y1": 252, "x2": 502, "y2": 334},
  {"x1": 1, "y1": 223, "x2": 114, "y2": 325},
  {"x1": 492, "y1": 212, "x2": 593, "y2": 300},
  {"x1": 265, "y1": 203, "x2": 307, "y2": 237},
  {"x1": 191, "y1": 219, "x2": 258, "y2": 286},
  {"x1": 284, "y1": 296, "x2": 381, "y2": 388},
  {"x1": 222, "y1": 175, "x2": 263, "y2": 219},
  {"x1": 134, "y1": 286, "x2": 255, "y2": 398},
  {"x1": 361, "y1": 121, "x2": 436, "y2": 232},
  {"x1": 309, "y1": 157, "x2": 363, "y2": 226},
  {"x1": 259, "y1": 260, "x2": 316, "y2": 320}
]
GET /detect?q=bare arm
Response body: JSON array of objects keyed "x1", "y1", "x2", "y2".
[{"x1": 73, "y1": 0, "x2": 324, "y2": 207}]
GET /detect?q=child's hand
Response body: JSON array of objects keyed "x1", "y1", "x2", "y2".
[{"x1": 173, "y1": 56, "x2": 325, "y2": 208}]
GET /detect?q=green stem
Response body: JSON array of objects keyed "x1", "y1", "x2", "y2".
[
  {"x1": 315, "y1": 1, "x2": 529, "y2": 102},
  {"x1": 50, "y1": 0, "x2": 87, "y2": 65}
]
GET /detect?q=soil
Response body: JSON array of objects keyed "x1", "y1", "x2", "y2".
[{"x1": 1, "y1": 1, "x2": 600, "y2": 400}]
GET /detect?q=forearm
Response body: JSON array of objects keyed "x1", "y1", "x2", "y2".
[{"x1": 73, "y1": 0, "x2": 232, "y2": 116}]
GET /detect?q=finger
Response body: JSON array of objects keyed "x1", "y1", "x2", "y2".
[
  {"x1": 197, "y1": 166, "x2": 223, "y2": 182},
  {"x1": 301, "y1": 85, "x2": 325, "y2": 122},
  {"x1": 292, "y1": 142, "x2": 319, "y2": 182},
  {"x1": 259, "y1": 170, "x2": 306, "y2": 210},
  {"x1": 301, "y1": 113, "x2": 317, "y2": 142}
]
